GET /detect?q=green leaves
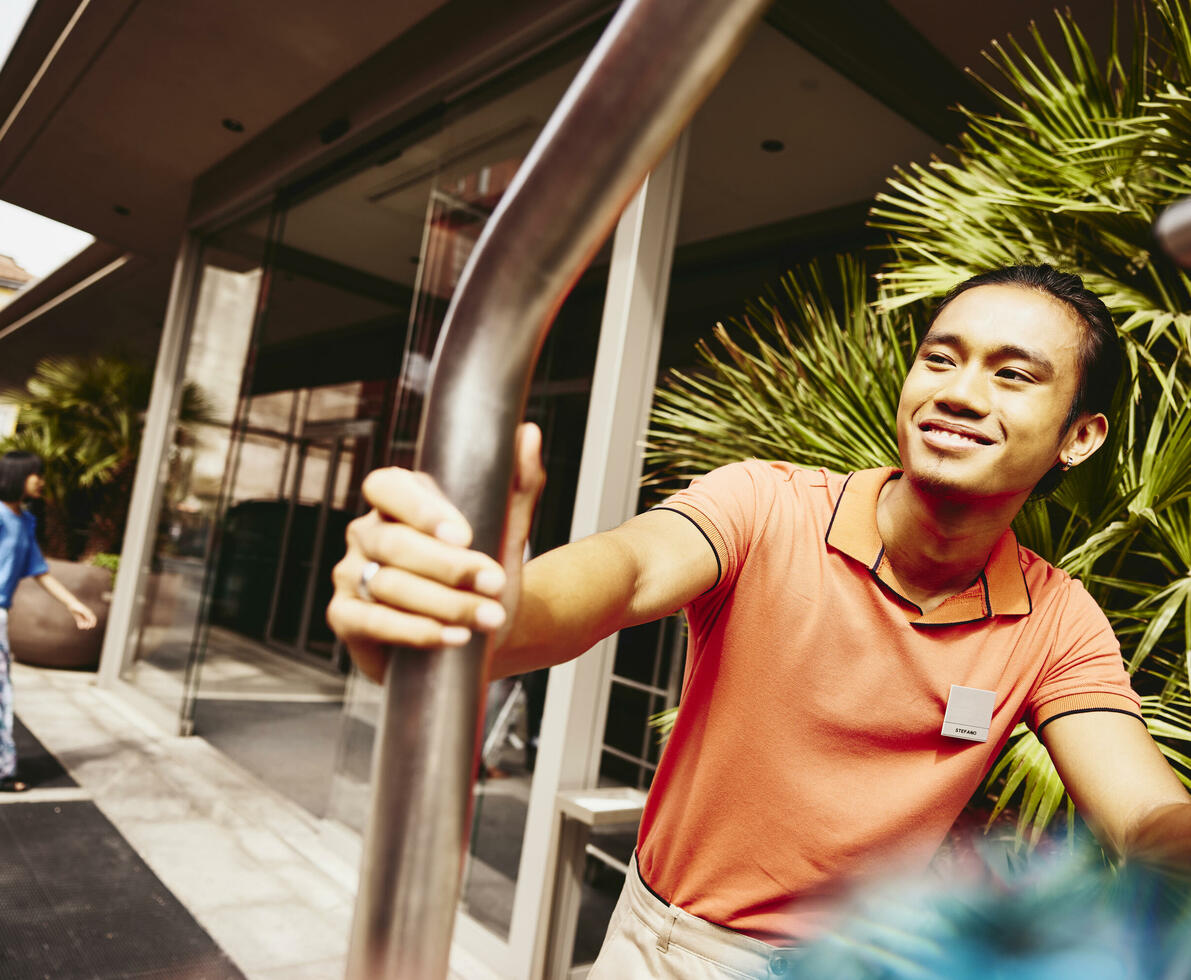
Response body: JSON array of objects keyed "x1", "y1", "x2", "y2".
[
  {"x1": 874, "y1": 0, "x2": 1191, "y2": 848},
  {"x1": 985, "y1": 725, "x2": 1075, "y2": 849},
  {"x1": 646, "y1": 255, "x2": 913, "y2": 494},
  {"x1": 0, "y1": 355, "x2": 212, "y2": 559},
  {"x1": 873, "y1": 3, "x2": 1191, "y2": 324},
  {"x1": 649, "y1": 0, "x2": 1191, "y2": 853}
]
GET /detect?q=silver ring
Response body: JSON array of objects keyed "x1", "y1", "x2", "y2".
[{"x1": 357, "y1": 561, "x2": 381, "y2": 601}]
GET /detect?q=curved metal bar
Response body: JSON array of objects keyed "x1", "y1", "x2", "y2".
[
  {"x1": 346, "y1": 0, "x2": 769, "y2": 976},
  {"x1": 1156, "y1": 197, "x2": 1191, "y2": 268}
]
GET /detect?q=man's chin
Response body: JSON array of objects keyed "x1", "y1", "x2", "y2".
[{"x1": 904, "y1": 460, "x2": 988, "y2": 501}]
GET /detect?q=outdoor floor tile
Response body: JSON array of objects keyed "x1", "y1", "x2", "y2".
[{"x1": 10, "y1": 665, "x2": 363, "y2": 979}]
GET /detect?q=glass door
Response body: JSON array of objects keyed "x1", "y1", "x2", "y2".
[
  {"x1": 260, "y1": 418, "x2": 374, "y2": 670},
  {"x1": 118, "y1": 211, "x2": 275, "y2": 728}
]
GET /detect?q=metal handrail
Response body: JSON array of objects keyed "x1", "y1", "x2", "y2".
[{"x1": 345, "y1": 1, "x2": 770, "y2": 976}]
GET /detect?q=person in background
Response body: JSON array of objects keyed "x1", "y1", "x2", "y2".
[{"x1": 0, "y1": 451, "x2": 98, "y2": 792}]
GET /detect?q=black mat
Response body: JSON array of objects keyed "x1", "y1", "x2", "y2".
[
  {"x1": 13, "y1": 716, "x2": 76, "y2": 789},
  {"x1": 0, "y1": 801, "x2": 246, "y2": 979}
]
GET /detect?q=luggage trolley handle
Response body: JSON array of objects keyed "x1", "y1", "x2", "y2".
[{"x1": 346, "y1": 0, "x2": 770, "y2": 976}]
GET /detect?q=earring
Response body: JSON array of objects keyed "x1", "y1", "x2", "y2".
[{"x1": 1061, "y1": 455, "x2": 1075, "y2": 471}]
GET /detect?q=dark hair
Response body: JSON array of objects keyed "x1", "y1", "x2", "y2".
[
  {"x1": 0, "y1": 451, "x2": 44, "y2": 504},
  {"x1": 928, "y1": 264, "x2": 1122, "y2": 495}
]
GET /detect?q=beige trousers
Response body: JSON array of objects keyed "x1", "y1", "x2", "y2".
[{"x1": 587, "y1": 855, "x2": 800, "y2": 980}]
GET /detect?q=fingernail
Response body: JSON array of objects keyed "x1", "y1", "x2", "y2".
[
  {"x1": 474, "y1": 567, "x2": 505, "y2": 597},
  {"x1": 435, "y1": 521, "x2": 469, "y2": 546},
  {"x1": 442, "y1": 626, "x2": 471, "y2": 646},
  {"x1": 474, "y1": 602, "x2": 506, "y2": 630}
]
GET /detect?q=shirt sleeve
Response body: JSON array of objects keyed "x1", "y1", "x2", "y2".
[
  {"x1": 20, "y1": 512, "x2": 48, "y2": 579},
  {"x1": 1025, "y1": 578, "x2": 1142, "y2": 734},
  {"x1": 649, "y1": 460, "x2": 786, "y2": 602}
]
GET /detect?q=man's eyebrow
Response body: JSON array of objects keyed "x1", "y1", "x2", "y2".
[{"x1": 920, "y1": 331, "x2": 1056, "y2": 377}]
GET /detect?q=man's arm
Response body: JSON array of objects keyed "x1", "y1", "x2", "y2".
[
  {"x1": 328, "y1": 423, "x2": 718, "y2": 683},
  {"x1": 492, "y1": 509, "x2": 718, "y2": 678},
  {"x1": 1041, "y1": 711, "x2": 1191, "y2": 870}
]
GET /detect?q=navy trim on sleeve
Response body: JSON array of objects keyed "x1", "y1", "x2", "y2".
[
  {"x1": 653, "y1": 506, "x2": 722, "y2": 593},
  {"x1": 1036, "y1": 706, "x2": 1146, "y2": 735}
]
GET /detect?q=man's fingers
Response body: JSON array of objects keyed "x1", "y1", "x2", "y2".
[
  {"x1": 361, "y1": 467, "x2": 472, "y2": 546},
  {"x1": 344, "y1": 637, "x2": 389, "y2": 685},
  {"x1": 514, "y1": 422, "x2": 546, "y2": 499},
  {"x1": 501, "y1": 422, "x2": 546, "y2": 571},
  {"x1": 327, "y1": 594, "x2": 474, "y2": 657},
  {"x1": 348, "y1": 518, "x2": 506, "y2": 598},
  {"x1": 331, "y1": 441, "x2": 542, "y2": 684},
  {"x1": 332, "y1": 558, "x2": 506, "y2": 632}
]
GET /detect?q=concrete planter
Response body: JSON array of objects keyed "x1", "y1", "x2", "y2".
[{"x1": 9, "y1": 558, "x2": 112, "y2": 670}]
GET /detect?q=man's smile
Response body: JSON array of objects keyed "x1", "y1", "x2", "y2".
[{"x1": 918, "y1": 419, "x2": 995, "y2": 450}]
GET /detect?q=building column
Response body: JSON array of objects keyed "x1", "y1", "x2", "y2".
[{"x1": 97, "y1": 233, "x2": 201, "y2": 706}]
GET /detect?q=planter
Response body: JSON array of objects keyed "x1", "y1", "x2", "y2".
[{"x1": 9, "y1": 558, "x2": 112, "y2": 670}]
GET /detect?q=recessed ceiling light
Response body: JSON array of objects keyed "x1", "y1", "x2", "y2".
[
  {"x1": 761, "y1": 139, "x2": 785, "y2": 153},
  {"x1": 222, "y1": 118, "x2": 245, "y2": 133}
]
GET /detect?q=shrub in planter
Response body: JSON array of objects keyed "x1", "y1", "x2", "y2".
[{"x1": 9, "y1": 557, "x2": 112, "y2": 669}]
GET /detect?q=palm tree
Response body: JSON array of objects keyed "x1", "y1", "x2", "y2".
[
  {"x1": 647, "y1": 0, "x2": 1191, "y2": 846},
  {"x1": 1, "y1": 355, "x2": 212, "y2": 560},
  {"x1": 646, "y1": 255, "x2": 910, "y2": 487}
]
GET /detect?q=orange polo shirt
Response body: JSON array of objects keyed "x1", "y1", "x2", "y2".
[{"x1": 635, "y1": 462, "x2": 1141, "y2": 943}]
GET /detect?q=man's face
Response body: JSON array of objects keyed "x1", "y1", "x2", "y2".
[{"x1": 896, "y1": 284, "x2": 1084, "y2": 503}]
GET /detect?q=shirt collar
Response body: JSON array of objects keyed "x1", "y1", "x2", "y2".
[{"x1": 825, "y1": 467, "x2": 1032, "y2": 625}]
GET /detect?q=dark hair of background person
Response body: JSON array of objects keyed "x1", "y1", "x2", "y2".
[
  {"x1": 926, "y1": 264, "x2": 1123, "y2": 496},
  {"x1": 0, "y1": 451, "x2": 44, "y2": 504}
]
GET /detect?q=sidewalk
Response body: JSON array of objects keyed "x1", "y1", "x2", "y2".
[
  {"x1": 7, "y1": 661, "x2": 361, "y2": 979},
  {"x1": 6, "y1": 663, "x2": 492, "y2": 979}
]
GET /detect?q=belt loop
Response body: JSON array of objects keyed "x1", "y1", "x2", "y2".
[{"x1": 655, "y1": 907, "x2": 678, "y2": 953}]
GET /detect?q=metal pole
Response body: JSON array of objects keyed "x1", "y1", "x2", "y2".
[{"x1": 346, "y1": 1, "x2": 771, "y2": 976}]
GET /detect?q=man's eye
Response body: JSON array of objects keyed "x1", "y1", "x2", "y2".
[
  {"x1": 923, "y1": 352, "x2": 950, "y2": 365},
  {"x1": 997, "y1": 368, "x2": 1032, "y2": 382}
]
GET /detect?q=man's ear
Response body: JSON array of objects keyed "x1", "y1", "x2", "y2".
[{"x1": 1060, "y1": 413, "x2": 1109, "y2": 468}]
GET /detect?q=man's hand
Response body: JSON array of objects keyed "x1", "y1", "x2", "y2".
[{"x1": 327, "y1": 423, "x2": 545, "y2": 683}]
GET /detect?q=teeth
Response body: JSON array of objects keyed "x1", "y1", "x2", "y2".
[{"x1": 925, "y1": 427, "x2": 984, "y2": 446}]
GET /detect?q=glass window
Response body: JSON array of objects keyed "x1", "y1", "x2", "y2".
[
  {"x1": 118, "y1": 216, "x2": 272, "y2": 723},
  {"x1": 315, "y1": 50, "x2": 612, "y2": 941},
  {"x1": 125, "y1": 38, "x2": 610, "y2": 945}
]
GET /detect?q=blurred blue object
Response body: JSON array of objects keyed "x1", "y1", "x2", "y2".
[{"x1": 793, "y1": 840, "x2": 1191, "y2": 979}]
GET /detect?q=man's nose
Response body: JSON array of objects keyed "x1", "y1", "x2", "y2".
[{"x1": 934, "y1": 367, "x2": 990, "y2": 416}]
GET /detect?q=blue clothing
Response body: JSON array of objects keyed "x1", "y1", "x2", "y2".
[
  {"x1": 0, "y1": 609, "x2": 12, "y2": 778},
  {"x1": 0, "y1": 507, "x2": 42, "y2": 780},
  {"x1": 0, "y1": 504, "x2": 48, "y2": 609}
]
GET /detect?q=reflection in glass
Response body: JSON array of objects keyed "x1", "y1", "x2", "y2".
[
  {"x1": 313, "y1": 52, "x2": 608, "y2": 940},
  {"x1": 126, "y1": 40, "x2": 610, "y2": 943},
  {"x1": 120, "y1": 224, "x2": 269, "y2": 723}
]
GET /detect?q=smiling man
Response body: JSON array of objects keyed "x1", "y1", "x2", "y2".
[{"x1": 328, "y1": 264, "x2": 1191, "y2": 977}]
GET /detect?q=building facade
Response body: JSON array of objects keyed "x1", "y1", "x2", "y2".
[{"x1": 0, "y1": 1, "x2": 1119, "y2": 975}]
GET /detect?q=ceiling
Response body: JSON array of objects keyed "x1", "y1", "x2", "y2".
[
  {"x1": 0, "y1": 0, "x2": 1125, "y2": 385},
  {"x1": 891, "y1": 0, "x2": 1121, "y2": 72},
  {"x1": 0, "y1": 0, "x2": 450, "y2": 256}
]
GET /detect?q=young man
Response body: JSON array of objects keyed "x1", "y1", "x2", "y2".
[
  {"x1": 327, "y1": 265, "x2": 1191, "y2": 975},
  {"x1": 0, "y1": 451, "x2": 98, "y2": 793}
]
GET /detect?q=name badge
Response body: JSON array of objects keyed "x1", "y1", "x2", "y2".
[{"x1": 941, "y1": 685, "x2": 995, "y2": 742}]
